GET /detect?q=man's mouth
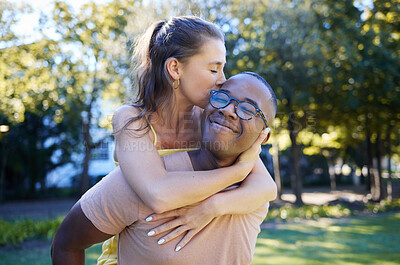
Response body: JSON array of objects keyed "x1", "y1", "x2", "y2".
[{"x1": 209, "y1": 116, "x2": 240, "y2": 134}]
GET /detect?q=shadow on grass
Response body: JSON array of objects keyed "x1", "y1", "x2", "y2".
[{"x1": 252, "y1": 212, "x2": 400, "y2": 265}]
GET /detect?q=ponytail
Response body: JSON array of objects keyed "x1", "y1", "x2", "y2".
[{"x1": 123, "y1": 16, "x2": 224, "y2": 134}]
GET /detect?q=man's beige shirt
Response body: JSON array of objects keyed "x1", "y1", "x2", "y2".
[{"x1": 81, "y1": 151, "x2": 269, "y2": 265}]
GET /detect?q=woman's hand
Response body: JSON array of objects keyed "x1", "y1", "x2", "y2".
[
  {"x1": 145, "y1": 200, "x2": 216, "y2": 252},
  {"x1": 235, "y1": 128, "x2": 269, "y2": 174}
]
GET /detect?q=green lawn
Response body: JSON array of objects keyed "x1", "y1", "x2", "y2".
[
  {"x1": 1, "y1": 212, "x2": 399, "y2": 265},
  {"x1": 252, "y1": 212, "x2": 400, "y2": 265},
  {"x1": 0, "y1": 242, "x2": 102, "y2": 265}
]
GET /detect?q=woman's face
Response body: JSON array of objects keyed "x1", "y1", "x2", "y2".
[{"x1": 178, "y1": 38, "x2": 226, "y2": 109}]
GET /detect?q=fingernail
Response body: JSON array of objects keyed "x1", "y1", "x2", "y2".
[
  {"x1": 145, "y1": 216, "x2": 152, "y2": 222},
  {"x1": 175, "y1": 246, "x2": 181, "y2": 252},
  {"x1": 158, "y1": 238, "x2": 165, "y2": 245},
  {"x1": 147, "y1": 230, "x2": 155, "y2": 236}
]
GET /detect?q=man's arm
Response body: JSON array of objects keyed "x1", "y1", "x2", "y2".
[
  {"x1": 51, "y1": 202, "x2": 113, "y2": 265},
  {"x1": 52, "y1": 168, "x2": 142, "y2": 264}
]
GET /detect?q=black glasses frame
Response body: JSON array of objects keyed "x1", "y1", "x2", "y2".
[{"x1": 210, "y1": 90, "x2": 269, "y2": 128}]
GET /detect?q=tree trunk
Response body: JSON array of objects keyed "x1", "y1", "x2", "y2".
[
  {"x1": 327, "y1": 158, "x2": 336, "y2": 191},
  {"x1": 79, "y1": 69, "x2": 99, "y2": 196},
  {"x1": 79, "y1": 97, "x2": 94, "y2": 196},
  {"x1": 0, "y1": 139, "x2": 6, "y2": 203},
  {"x1": 79, "y1": 129, "x2": 91, "y2": 196},
  {"x1": 376, "y1": 132, "x2": 384, "y2": 201},
  {"x1": 386, "y1": 125, "x2": 393, "y2": 201},
  {"x1": 28, "y1": 136, "x2": 37, "y2": 199},
  {"x1": 272, "y1": 141, "x2": 282, "y2": 200},
  {"x1": 365, "y1": 121, "x2": 375, "y2": 200},
  {"x1": 288, "y1": 115, "x2": 303, "y2": 206}
]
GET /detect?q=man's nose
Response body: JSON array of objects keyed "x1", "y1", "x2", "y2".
[
  {"x1": 216, "y1": 72, "x2": 226, "y2": 88},
  {"x1": 218, "y1": 101, "x2": 238, "y2": 120}
]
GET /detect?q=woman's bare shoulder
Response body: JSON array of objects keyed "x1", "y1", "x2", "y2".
[
  {"x1": 113, "y1": 105, "x2": 141, "y2": 121},
  {"x1": 112, "y1": 105, "x2": 145, "y2": 132}
]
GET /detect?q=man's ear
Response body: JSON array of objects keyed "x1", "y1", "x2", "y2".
[
  {"x1": 261, "y1": 128, "x2": 271, "y2": 145},
  {"x1": 165, "y1": 57, "x2": 181, "y2": 80}
]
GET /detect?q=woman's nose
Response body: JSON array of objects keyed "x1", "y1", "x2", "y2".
[{"x1": 216, "y1": 72, "x2": 226, "y2": 88}]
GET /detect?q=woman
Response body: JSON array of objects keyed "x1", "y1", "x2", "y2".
[{"x1": 98, "y1": 16, "x2": 276, "y2": 264}]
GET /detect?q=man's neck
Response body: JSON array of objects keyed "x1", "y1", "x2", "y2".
[{"x1": 188, "y1": 147, "x2": 237, "y2": 171}]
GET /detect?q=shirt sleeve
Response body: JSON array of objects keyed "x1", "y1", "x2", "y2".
[{"x1": 80, "y1": 167, "x2": 140, "y2": 235}]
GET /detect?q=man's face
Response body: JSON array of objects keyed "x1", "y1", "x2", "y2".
[{"x1": 201, "y1": 74, "x2": 274, "y2": 158}]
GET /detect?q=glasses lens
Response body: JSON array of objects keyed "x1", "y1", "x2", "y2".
[
  {"x1": 237, "y1": 102, "x2": 257, "y2": 120},
  {"x1": 210, "y1": 91, "x2": 230, "y2": 108}
]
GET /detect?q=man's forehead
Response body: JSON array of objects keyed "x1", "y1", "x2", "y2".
[{"x1": 221, "y1": 76, "x2": 271, "y2": 106}]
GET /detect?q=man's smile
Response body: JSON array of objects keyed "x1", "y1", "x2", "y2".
[{"x1": 208, "y1": 114, "x2": 240, "y2": 134}]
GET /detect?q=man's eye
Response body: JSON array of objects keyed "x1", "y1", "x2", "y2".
[
  {"x1": 243, "y1": 108, "x2": 254, "y2": 115},
  {"x1": 240, "y1": 105, "x2": 255, "y2": 116}
]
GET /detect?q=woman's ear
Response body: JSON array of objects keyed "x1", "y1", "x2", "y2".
[
  {"x1": 165, "y1": 57, "x2": 181, "y2": 80},
  {"x1": 261, "y1": 128, "x2": 271, "y2": 145}
]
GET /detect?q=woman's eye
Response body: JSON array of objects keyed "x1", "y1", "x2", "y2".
[{"x1": 210, "y1": 70, "x2": 217, "y2": 73}]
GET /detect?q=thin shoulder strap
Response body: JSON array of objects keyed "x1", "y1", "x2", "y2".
[
  {"x1": 148, "y1": 122, "x2": 157, "y2": 146},
  {"x1": 142, "y1": 110, "x2": 157, "y2": 146}
]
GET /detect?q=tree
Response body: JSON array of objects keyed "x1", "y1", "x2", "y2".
[
  {"x1": 220, "y1": 0, "x2": 326, "y2": 205},
  {"x1": 0, "y1": 1, "x2": 83, "y2": 199},
  {"x1": 50, "y1": 0, "x2": 134, "y2": 195},
  {"x1": 313, "y1": 0, "x2": 400, "y2": 201}
]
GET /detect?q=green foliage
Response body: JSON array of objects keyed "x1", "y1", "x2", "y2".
[
  {"x1": 312, "y1": 0, "x2": 400, "y2": 168},
  {"x1": 367, "y1": 198, "x2": 400, "y2": 213},
  {"x1": 0, "y1": 217, "x2": 63, "y2": 246},
  {"x1": 267, "y1": 199, "x2": 400, "y2": 222},
  {"x1": 1, "y1": 0, "x2": 399, "y2": 200},
  {"x1": 267, "y1": 204, "x2": 353, "y2": 221},
  {"x1": 0, "y1": 0, "x2": 136, "y2": 199}
]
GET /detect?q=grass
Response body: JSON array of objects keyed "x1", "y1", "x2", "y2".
[
  {"x1": 0, "y1": 242, "x2": 102, "y2": 265},
  {"x1": 0, "y1": 212, "x2": 399, "y2": 265},
  {"x1": 252, "y1": 212, "x2": 400, "y2": 265}
]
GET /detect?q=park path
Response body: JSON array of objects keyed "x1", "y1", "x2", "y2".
[
  {"x1": 0, "y1": 198, "x2": 76, "y2": 219},
  {"x1": 0, "y1": 186, "x2": 375, "y2": 220},
  {"x1": 279, "y1": 186, "x2": 367, "y2": 205}
]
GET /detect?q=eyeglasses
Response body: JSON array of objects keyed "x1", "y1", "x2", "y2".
[{"x1": 209, "y1": 90, "x2": 269, "y2": 128}]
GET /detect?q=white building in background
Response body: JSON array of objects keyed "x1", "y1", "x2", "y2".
[{"x1": 46, "y1": 137, "x2": 116, "y2": 188}]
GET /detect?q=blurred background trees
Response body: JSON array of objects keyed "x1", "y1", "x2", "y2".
[{"x1": 0, "y1": 0, "x2": 398, "y2": 203}]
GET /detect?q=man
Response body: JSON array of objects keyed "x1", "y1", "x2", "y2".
[{"x1": 52, "y1": 72, "x2": 277, "y2": 265}]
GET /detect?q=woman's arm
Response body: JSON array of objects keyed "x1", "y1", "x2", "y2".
[
  {"x1": 208, "y1": 158, "x2": 277, "y2": 215},
  {"x1": 144, "y1": 159, "x2": 276, "y2": 250},
  {"x1": 113, "y1": 105, "x2": 265, "y2": 213}
]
